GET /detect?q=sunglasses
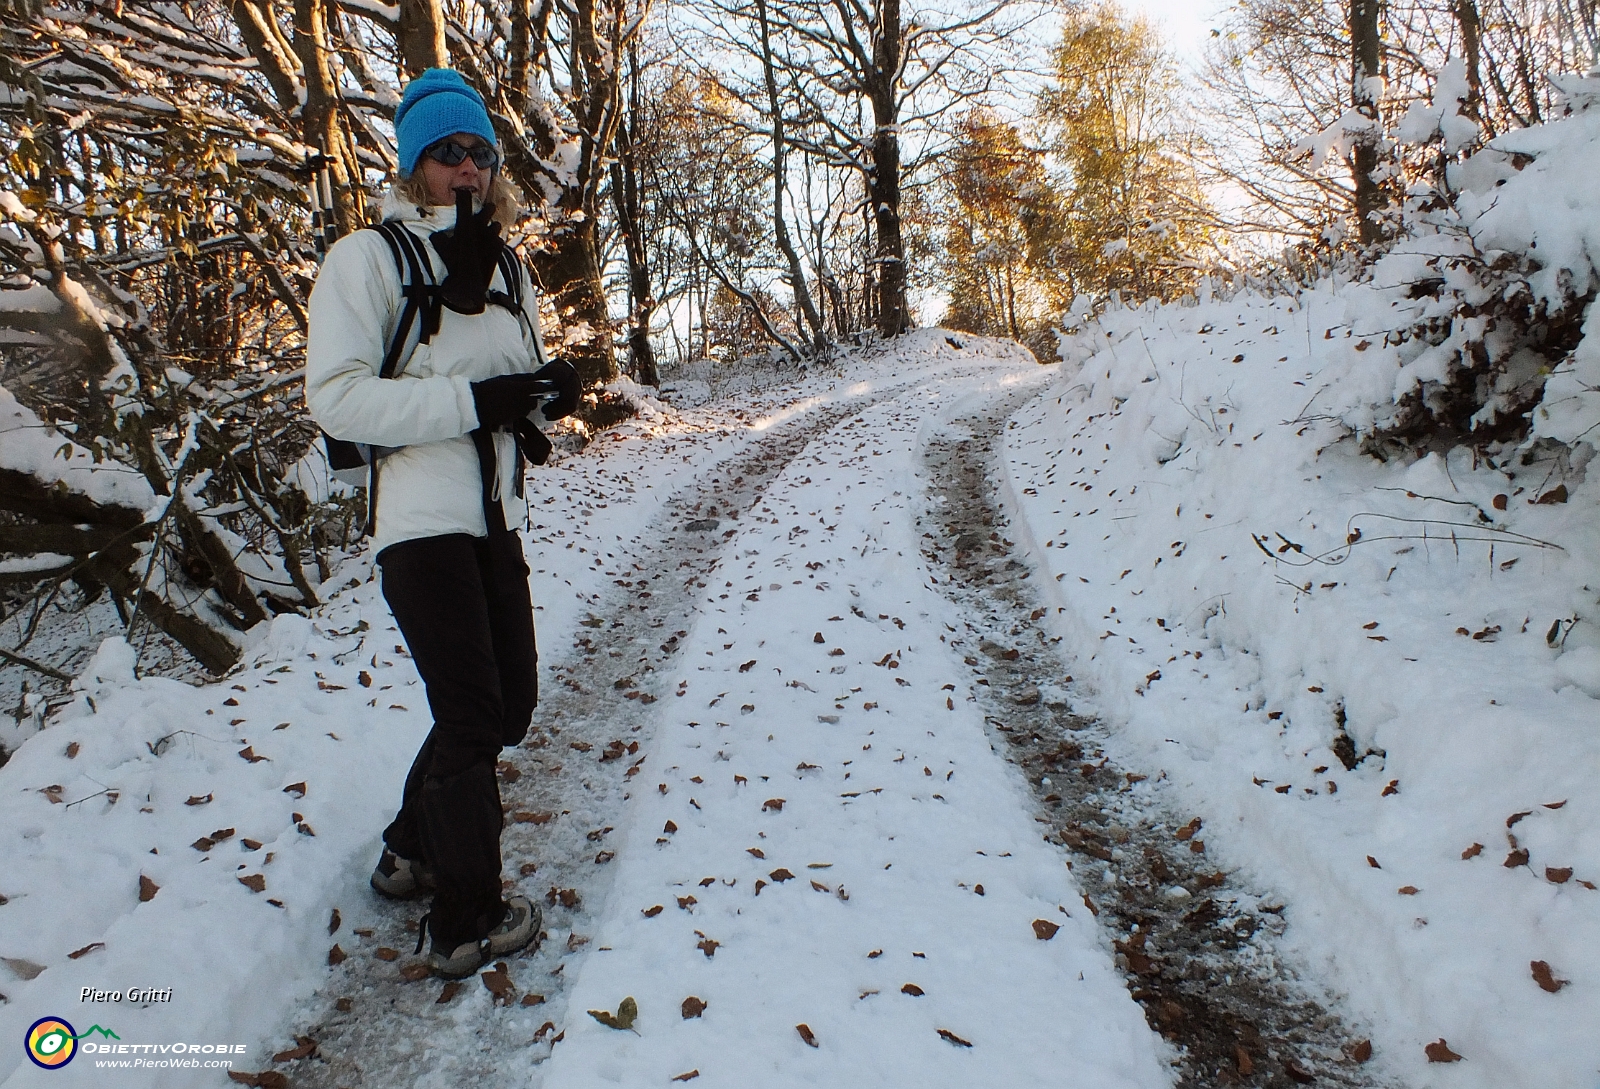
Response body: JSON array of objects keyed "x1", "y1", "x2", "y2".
[{"x1": 423, "y1": 140, "x2": 500, "y2": 170}]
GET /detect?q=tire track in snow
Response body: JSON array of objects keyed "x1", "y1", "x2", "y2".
[
  {"x1": 273, "y1": 383, "x2": 916, "y2": 1089},
  {"x1": 921, "y1": 385, "x2": 1393, "y2": 1089}
]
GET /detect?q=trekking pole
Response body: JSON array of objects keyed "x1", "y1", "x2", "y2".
[
  {"x1": 317, "y1": 153, "x2": 340, "y2": 250},
  {"x1": 304, "y1": 152, "x2": 330, "y2": 265}
]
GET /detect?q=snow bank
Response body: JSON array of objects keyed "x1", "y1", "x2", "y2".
[{"x1": 1004, "y1": 280, "x2": 1599, "y2": 1086}]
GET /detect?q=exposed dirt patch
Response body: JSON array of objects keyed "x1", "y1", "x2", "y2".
[
  {"x1": 273, "y1": 385, "x2": 906, "y2": 1087},
  {"x1": 921, "y1": 387, "x2": 1391, "y2": 1089}
]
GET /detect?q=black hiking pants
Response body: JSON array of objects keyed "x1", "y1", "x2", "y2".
[{"x1": 377, "y1": 529, "x2": 537, "y2": 948}]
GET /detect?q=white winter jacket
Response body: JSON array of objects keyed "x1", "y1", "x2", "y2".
[{"x1": 305, "y1": 192, "x2": 549, "y2": 557}]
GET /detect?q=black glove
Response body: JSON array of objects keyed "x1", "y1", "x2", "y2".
[
  {"x1": 512, "y1": 416, "x2": 553, "y2": 466},
  {"x1": 532, "y1": 357, "x2": 581, "y2": 420},
  {"x1": 430, "y1": 190, "x2": 504, "y2": 315},
  {"x1": 471, "y1": 373, "x2": 556, "y2": 431}
]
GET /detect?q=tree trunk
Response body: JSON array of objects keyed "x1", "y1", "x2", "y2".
[
  {"x1": 531, "y1": 220, "x2": 615, "y2": 387},
  {"x1": 293, "y1": 0, "x2": 363, "y2": 235},
  {"x1": 756, "y1": 0, "x2": 826, "y2": 352},
  {"x1": 1349, "y1": 0, "x2": 1386, "y2": 246},
  {"x1": 1452, "y1": 0, "x2": 1485, "y2": 131},
  {"x1": 868, "y1": 0, "x2": 908, "y2": 337},
  {"x1": 227, "y1": 0, "x2": 300, "y2": 109},
  {"x1": 869, "y1": 122, "x2": 909, "y2": 336},
  {"x1": 609, "y1": 43, "x2": 659, "y2": 385},
  {"x1": 398, "y1": 0, "x2": 447, "y2": 75}
]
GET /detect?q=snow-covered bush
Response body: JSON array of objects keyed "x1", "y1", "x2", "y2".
[{"x1": 1354, "y1": 72, "x2": 1600, "y2": 460}]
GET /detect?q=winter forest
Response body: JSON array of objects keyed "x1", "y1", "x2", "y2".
[{"x1": 1, "y1": 0, "x2": 1598, "y2": 1084}]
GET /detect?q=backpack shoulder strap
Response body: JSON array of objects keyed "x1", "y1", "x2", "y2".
[
  {"x1": 367, "y1": 221, "x2": 440, "y2": 378},
  {"x1": 487, "y1": 247, "x2": 525, "y2": 318}
]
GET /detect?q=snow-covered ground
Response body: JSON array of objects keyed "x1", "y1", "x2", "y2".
[
  {"x1": 3, "y1": 337, "x2": 1173, "y2": 1088},
  {"x1": 0, "y1": 303, "x2": 1595, "y2": 1089}
]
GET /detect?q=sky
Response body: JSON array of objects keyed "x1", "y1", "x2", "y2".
[{"x1": 1122, "y1": 0, "x2": 1228, "y2": 68}]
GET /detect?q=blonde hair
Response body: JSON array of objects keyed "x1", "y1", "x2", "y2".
[{"x1": 393, "y1": 170, "x2": 524, "y2": 232}]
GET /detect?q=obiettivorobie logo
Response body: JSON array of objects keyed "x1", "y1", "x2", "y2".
[
  {"x1": 25, "y1": 1017, "x2": 118, "y2": 1070},
  {"x1": 25, "y1": 1018, "x2": 249, "y2": 1072}
]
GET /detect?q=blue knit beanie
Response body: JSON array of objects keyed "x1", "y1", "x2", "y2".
[{"x1": 394, "y1": 68, "x2": 498, "y2": 177}]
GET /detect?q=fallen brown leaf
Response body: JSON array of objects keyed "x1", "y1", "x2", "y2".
[
  {"x1": 1531, "y1": 960, "x2": 1568, "y2": 993},
  {"x1": 139, "y1": 875, "x2": 159, "y2": 902},
  {"x1": 1032, "y1": 919, "x2": 1060, "y2": 940},
  {"x1": 1348, "y1": 1039, "x2": 1372, "y2": 1063},
  {"x1": 482, "y1": 967, "x2": 515, "y2": 1005},
  {"x1": 763, "y1": 798, "x2": 785, "y2": 812},
  {"x1": 1462, "y1": 843, "x2": 1484, "y2": 860},
  {"x1": 937, "y1": 1028, "x2": 973, "y2": 1048},
  {"x1": 437, "y1": 981, "x2": 462, "y2": 1004},
  {"x1": 682, "y1": 995, "x2": 707, "y2": 1018},
  {"x1": 1425, "y1": 1039, "x2": 1463, "y2": 1063},
  {"x1": 271, "y1": 1040, "x2": 315, "y2": 1063},
  {"x1": 796, "y1": 1023, "x2": 818, "y2": 1048},
  {"x1": 327, "y1": 945, "x2": 347, "y2": 966},
  {"x1": 901, "y1": 983, "x2": 925, "y2": 996},
  {"x1": 1284, "y1": 1057, "x2": 1315, "y2": 1084},
  {"x1": 68, "y1": 942, "x2": 105, "y2": 960},
  {"x1": 400, "y1": 964, "x2": 431, "y2": 982},
  {"x1": 1546, "y1": 867, "x2": 1573, "y2": 884},
  {"x1": 1, "y1": 957, "x2": 45, "y2": 980},
  {"x1": 185, "y1": 793, "x2": 213, "y2": 806},
  {"x1": 671, "y1": 1072, "x2": 699, "y2": 1083},
  {"x1": 238, "y1": 874, "x2": 266, "y2": 893}
]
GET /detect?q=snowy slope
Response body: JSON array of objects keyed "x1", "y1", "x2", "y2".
[{"x1": 1002, "y1": 286, "x2": 1600, "y2": 1088}]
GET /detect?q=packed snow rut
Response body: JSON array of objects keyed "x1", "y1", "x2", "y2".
[
  {"x1": 273, "y1": 388, "x2": 906, "y2": 1088},
  {"x1": 921, "y1": 386, "x2": 1392, "y2": 1089}
]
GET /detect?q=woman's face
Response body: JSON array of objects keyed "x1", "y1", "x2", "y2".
[{"x1": 418, "y1": 133, "x2": 494, "y2": 207}]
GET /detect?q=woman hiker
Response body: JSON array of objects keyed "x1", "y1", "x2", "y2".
[{"x1": 304, "y1": 68, "x2": 580, "y2": 978}]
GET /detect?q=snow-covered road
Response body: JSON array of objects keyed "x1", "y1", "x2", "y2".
[
  {"x1": 3, "y1": 337, "x2": 1173, "y2": 1088},
  {"x1": 534, "y1": 363, "x2": 1169, "y2": 1087}
]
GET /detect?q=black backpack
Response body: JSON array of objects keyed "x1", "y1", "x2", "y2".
[{"x1": 321, "y1": 220, "x2": 534, "y2": 489}]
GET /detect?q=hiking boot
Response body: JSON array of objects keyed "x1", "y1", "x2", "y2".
[
  {"x1": 417, "y1": 897, "x2": 539, "y2": 978},
  {"x1": 487, "y1": 895, "x2": 541, "y2": 957},
  {"x1": 370, "y1": 849, "x2": 436, "y2": 900},
  {"x1": 424, "y1": 934, "x2": 492, "y2": 979}
]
